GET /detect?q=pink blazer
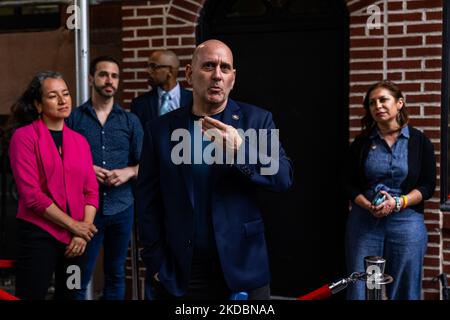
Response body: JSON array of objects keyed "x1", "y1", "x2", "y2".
[{"x1": 9, "y1": 119, "x2": 99, "y2": 244}]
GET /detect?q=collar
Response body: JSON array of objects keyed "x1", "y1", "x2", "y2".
[
  {"x1": 173, "y1": 98, "x2": 241, "y2": 122},
  {"x1": 370, "y1": 125, "x2": 410, "y2": 140},
  {"x1": 79, "y1": 98, "x2": 124, "y2": 115},
  {"x1": 157, "y1": 83, "x2": 180, "y2": 99}
]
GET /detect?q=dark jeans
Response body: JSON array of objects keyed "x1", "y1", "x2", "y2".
[
  {"x1": 153, "y1": 253, "x2": 270, "y2": 300},
  {"x1": 74, "y1": 205, "x2": 134, "y2": 300},
  {"x1": 15, "y1": 220, "x2": 86, "y2": 300}
]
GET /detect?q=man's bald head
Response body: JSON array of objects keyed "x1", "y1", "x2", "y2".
[
  {"x1": 149, "y1": 50, "x2": 180, "y2": 70},
  {"x1": 191, "y1": 39, "x2": 234, "y2": 67},
  {"x1": 186, "y1": 39, "x2": 236, "y2": 113},
  {"x1": 147, "y1": 50, "x2": 180, "y2": 90}
]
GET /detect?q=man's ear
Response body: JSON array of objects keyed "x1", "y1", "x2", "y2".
[
  {"x1": 88, "y1": 75, "x2": 94, "y2": 86},
  {"x1": 185, "y1": 64, "x2": 192, "y2": 85},
  {"x1": 231, "y1": 69, "x2": 236, "y2": 90}
]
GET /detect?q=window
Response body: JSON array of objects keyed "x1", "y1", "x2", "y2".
[
  {"x1": 198, "y1": 0, "x2": 345, "y2": 38},
  {"x1": 0, "y1": 4, "x2": 60, "y2": 32},
  {"x1": 226, "y1": 0, "x2": 267, "y2": 17},
  {"x1": 223, "y1": 0, "x2": 337, "y2": 19}
]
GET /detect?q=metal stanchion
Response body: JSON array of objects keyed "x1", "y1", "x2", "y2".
[
  {"x1": 74, "y1": 0, "x2": 91, "y2": 300},
  {"x1": 364, "y1": 256, "x2": 393, "y2": 300},
  {"x1": 297, "y1": 256, "x2": 394, "y2": 300},
  {"x1": 130, "y1": 214, "x2": 140, "y2": 300},
  {"x1": 439, "y1": 273, "x2": 450, "y2": 300}
]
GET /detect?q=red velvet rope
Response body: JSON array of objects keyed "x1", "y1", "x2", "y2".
[
  {"x1": 0, "y1": 289, "x2": 19, "y2": 300},
  {"x1": 296, "y1": 284, "x2": 332, "y2": 300},
  {"x1": 0, "y1": 260, "x2": 14, "y2": 269},
  {"x1": 0, "y1": 260, "x2": 18, "y2": 300}
]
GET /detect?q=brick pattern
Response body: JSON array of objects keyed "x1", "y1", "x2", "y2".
[
  {"x1": 121, "y1": 0, "x2": 203, "y2": 108},
  {"x1": 121, "y1": 0, "x2": 445, "y2": 299},
  {"x1": 347, "y1": 0, "x2": 444, "y2": 299},
  {"x1": 121, "y1": 0, "x2": 206, "y2": 298}
]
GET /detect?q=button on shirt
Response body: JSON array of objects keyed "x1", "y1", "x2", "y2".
[
  {"x1": 66, "y1": 100, "x2": 143, "y2": 215},
  {"x1": 364, "y1": 126, "x2": 409, "y2": 199}
]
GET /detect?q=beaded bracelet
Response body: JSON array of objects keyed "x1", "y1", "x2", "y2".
[{"x1": 394, "y1": 196, "x2": 402, "y2": 212}]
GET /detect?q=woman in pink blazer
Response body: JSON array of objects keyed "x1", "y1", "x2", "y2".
[{"x1": 6, "y1": 71, "x2": 99, "y2": 300}]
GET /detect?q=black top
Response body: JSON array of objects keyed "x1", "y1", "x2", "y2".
[
  {"x1": 189, "y1": 111, "x2": 224, "y2": 258},
  {"x1": 49, "y1": 129, "x2": 70, "y2": 215},
  {"x1": 49, "y1": 129, "x2": 63, "y2": 157},
  {"x1": 344, "y1": 125, "x2": 436, "y2": 213}
]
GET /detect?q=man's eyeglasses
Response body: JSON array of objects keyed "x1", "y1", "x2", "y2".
[{"x1": 148, "y1": 63, "x2": 172, "y2": 70}]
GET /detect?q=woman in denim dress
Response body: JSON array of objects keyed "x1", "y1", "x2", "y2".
[{"x1": 344, "y1": 80, "x2": 436, "y2": 300}]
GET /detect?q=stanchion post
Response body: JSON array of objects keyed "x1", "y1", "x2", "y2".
[{"x1": 364, "y1": 256, "x2": 393, "y2": 300}]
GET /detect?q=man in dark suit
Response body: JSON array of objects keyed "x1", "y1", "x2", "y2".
[
  {"x1": 131, "y1": 49, "x2": 192, "y2": 300},
  {"x1": 130, "y1": 50, "x2": 192, "y2": 127},
  {"x1": 136, "y1": 40, "x2": 293, "y2": 300}
]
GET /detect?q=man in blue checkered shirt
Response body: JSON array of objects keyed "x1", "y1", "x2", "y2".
[{"x1": 67, "y1": 56, "x2": 143, "y2": 300}]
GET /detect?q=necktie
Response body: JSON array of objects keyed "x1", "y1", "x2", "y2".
[{"x1": 160, "y1": 92, "x2": 172, "y2": 115}]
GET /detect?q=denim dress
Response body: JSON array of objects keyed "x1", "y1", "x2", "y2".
[{"x1": 345, "y1": 126, "x2": 427, "y2": 300}]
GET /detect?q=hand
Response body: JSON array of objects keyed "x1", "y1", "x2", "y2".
[
  {"x1": 65, "y1": 236, "x2": 87, "y2": 258},
  {"x1": 370, "y1": 191, "x2": 395, "y2": 218},
  {"x1": 201, "y1": 116, "x2": 243, "y2": 156},
  {"x1": 93, "y1": 165, "x2": 111, "y2": 185},
  {"x1": 69, "y1": 220, "x2": 97, "y2": 241},
  {"x1": 105, "y1": 168, "x2": 135, "y2": 187}
]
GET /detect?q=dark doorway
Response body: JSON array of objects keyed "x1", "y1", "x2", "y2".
[{"x1": 198, "y1": 0, "x2": 349, "y2": 298}]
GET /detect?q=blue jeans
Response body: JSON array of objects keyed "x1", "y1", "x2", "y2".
[
  {"x1": 345, "y1": 204, "x2": 427, "y2": 300},
  {"x1": 74, "y1": 205, "x2": 134, "y2": 300}
]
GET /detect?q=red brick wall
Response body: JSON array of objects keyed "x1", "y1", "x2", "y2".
[
  {"x1": 121, "y1": 0, "x2": 203, "y2": 109},
  {"x1": 121, "y1": 0, "x2": 445, "y2": 299},
  {"x1": 347, "y1": 0, "x2": 443, "y2": 300},
  {"x1": 121, "y1": 0, "x2": 206, "y2": 299}
]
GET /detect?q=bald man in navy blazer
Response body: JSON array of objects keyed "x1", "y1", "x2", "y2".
[
  {"x1": 137, "y1": 40, "x2": 293, "y2": 300},
  {"x1": 130, "y1": 50, "x2": 193, "y2": 127}
]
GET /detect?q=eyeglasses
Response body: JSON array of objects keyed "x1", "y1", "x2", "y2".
[{"x1": 148, "y1": 63, "x2": 172, "y2": 71}]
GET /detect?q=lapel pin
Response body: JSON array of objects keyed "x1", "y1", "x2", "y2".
[{"x1": 232, "y1": 114, "x2": 239, "y2": 120}]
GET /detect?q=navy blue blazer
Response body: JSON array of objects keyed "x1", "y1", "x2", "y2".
[
  {"x1": 136, "y1": 98, "x2": 294, "y2": 296},
  {"x1": 130, "y1": 85, "x2": 193, "y2": 128}
]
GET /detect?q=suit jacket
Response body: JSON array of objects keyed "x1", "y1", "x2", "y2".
[
  {"x1": 130, "y1": 85, "x2": 193, "y2": 128},
  {"x1": 136, "y1": 98, "x2": 293, "y2": 296},
  {"x1": 9, "y1": 119, "x2": 99, "y2": 244}
]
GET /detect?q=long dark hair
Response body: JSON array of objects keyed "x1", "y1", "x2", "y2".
[
  {"x1": 2, "y1": 71, "x2": 64, "y2": 147},
  {"x1": 361, "y1": 80, "x2": 409, "y2": 136}
]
